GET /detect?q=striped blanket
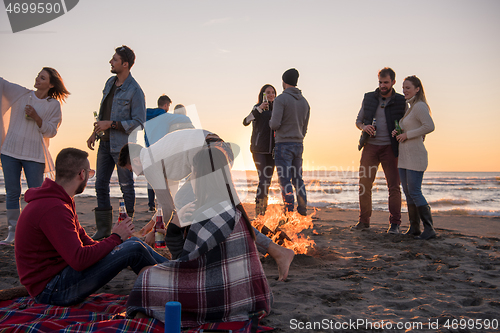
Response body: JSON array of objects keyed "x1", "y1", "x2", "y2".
[{"x1": 126, "y1": 201, "x2": 273, "y2": 328}]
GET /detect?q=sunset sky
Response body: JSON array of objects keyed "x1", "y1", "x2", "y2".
[{"x1": 1, "y1": 0, "x2": 499, "y2": 172}]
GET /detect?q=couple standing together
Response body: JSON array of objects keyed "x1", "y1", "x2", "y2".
[
  {"x1": 353, "y1": 67, "x2": 436, "y2": 240},
  {"x1": 244, "y1": 68, "x2": 310, "y2": 217}
]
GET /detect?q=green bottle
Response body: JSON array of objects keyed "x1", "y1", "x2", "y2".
[
  {"x1": 93, "y1": 111, "x2": 105, "y2": 137},
  {"x1": 395, "y1": 120, "x2": 402, "y2": 136}
]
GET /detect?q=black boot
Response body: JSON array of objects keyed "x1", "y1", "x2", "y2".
[
  {"x1": 415, "y1": 205, "x2": 436, "y2": 240},
  {"x1": 92, "y1": 207, "x2": 113, "y2": 241},
  {"x1": 404, "y1": 204, "x2": 421, "y2": 236}
]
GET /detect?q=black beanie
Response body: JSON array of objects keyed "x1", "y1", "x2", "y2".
[{"x1": 282, "y1": 68, "x2": 299, "y2": 86}]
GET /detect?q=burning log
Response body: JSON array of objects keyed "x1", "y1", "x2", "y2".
[{"x1": 252, "y1": 204, "x2": 316, "y2": 254}]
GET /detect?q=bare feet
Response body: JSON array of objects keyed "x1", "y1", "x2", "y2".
[{"x1": 267, "y1": 242, "x2": 295, "y2": 281}]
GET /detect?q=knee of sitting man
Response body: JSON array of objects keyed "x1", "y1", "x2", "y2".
[{"x1": 120, "y1": 238, "x2": 147, "y2": 253}]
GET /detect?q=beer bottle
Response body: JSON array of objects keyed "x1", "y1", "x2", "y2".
[
  {"x1": 395, "y1": 120, "x2": 403, "y2": 136},
  {"x1": 262, "y1": 92, "x2": 268, "y2": 111},
  {"x1": 154, "y1": 207, "x2": 166, "y2": 248},
  {"x1": 371, "y1": 118, "x2": 377, "y2": 137},
  {"x1": 118, "y1": 199, "x2": 127, "y2": 222}
]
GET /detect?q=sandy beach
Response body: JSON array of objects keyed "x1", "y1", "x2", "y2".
[{"x1": 1, "y1": 196, "x2": 499, "y2": 332}]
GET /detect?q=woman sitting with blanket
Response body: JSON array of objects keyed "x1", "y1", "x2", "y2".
[{"x1": 126, "y1": 145, "x2": 272, "y2": 327}]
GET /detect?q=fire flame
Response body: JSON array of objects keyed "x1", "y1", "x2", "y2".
[{"x1": 252, "y1": 204, "x2": 316, "y2": 255}]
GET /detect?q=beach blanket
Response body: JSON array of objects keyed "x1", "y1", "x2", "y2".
[
  {"x1": 126, "y1": 202, "x2": 273, "y2": 328},
  {"x1": 0, "y1": 293, "x2": 273, "y2": 332},
  {"x1": 0, "y1": 293, "x2": 161, "y2": 332}
]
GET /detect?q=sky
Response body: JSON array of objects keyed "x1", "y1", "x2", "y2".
[{"x1": 1, "y1": 0, "x2": 499, "y2": 172}]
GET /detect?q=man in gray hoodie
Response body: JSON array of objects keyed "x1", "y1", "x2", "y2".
[{"x1": 269, "y1": 68, "x2": 310, "y2": 216}]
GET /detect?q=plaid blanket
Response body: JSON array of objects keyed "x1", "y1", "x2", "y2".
[
  {"x1": 0, "y1": 293, "x2": 162, "y2": 332},
  {"x1": 126, "y1": 202, "x2": 272, "y2": 328},
  {"x1": 0, "y1": 293, "x2": 273, "y2": 332}
]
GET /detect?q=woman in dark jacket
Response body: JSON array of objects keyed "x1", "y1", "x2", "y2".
[{"x1": 243, "y1": 84, "x2": 276, "y2": 216}]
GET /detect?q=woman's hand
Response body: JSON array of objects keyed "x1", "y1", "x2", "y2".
[
  {"x1": 178, "y1": 202, "x2": 196, "y2": 224},
  {"x1": 391, "y1": 129, "x2": 398, "y2": 137},
  {"x1": 25, "y1": 105, "x2": 42, "y2": 127},
  {"x1": 396, "y1": 133, "x2": 408, "y2": 143},
  {"x1": 258, "y1": 102, "x2": 269, "y2": 112}
]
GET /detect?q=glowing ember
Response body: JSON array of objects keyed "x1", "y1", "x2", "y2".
[{"x1": 252, "y1": 204, "x2": 316, "y2": 255}]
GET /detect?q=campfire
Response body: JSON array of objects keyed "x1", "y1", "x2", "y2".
[{"x1": 252, "y1": 204, "x2": 316, "y2": 255}]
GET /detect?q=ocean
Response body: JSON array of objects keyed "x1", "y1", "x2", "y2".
[{"x1": 4, "y1": 171, "x2": 500, "y2": 217}]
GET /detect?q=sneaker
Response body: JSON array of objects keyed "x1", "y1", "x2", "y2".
[
  {"x1": 387, "y1": 223, "x2": 401, "y2": 234},
  {"x1": 351, "y1": 222, "x2": 370, "y2": 231},
  {"x1": 148, "y1": 207, "x2": 156, "y2": 213}
]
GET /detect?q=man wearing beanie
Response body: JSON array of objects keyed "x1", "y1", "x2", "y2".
[{"x1": 269, "y1": 68, "x2": 310, "y2": 216}]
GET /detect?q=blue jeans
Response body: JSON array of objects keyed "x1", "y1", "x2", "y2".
[
  {"x1": 95, "y1": 141, "x2": 135, "y2": 213},
  {"x1": 35, "y1": 237, "x2": 167, "y2": 306},
  {"x1": 399, "y1": 168, "x2": 428, "y2": 207},
  {"x1": 1, "y1": 154, "x2": 45, "y2": 209},
  {"x1": 274, "y1": 142, "x2": 307, "y2": 215},
  {"x1": 252, "y1": 152, "x2": 275, "y2": 201}
]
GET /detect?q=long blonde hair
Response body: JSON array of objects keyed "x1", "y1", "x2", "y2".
[{"x1": 404, "y1": 75, "x2": 431, "y2": 113}]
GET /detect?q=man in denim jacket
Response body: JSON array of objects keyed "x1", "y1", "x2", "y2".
[{"x1": 87, "y1": 45, "x2": 146, "y2": 240}]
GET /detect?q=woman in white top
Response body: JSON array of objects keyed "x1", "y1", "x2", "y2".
[
  {"x1": 392, "y1": 75, "x2": 435, "y2": 240},
  {"x1": 0, "y1": 68, "x2": 69, "y2": 245}
]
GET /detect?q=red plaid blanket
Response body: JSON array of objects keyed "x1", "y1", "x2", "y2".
[
  {"x1": 0, "y1": 293, "x2": 161, "y2": 332},
  {"x1": 0, "y1": 293, "x2": 273, "y2": 332}
]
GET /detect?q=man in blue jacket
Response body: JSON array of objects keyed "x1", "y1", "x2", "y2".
[
  {"x1": 87, "y1": 45, "x2": 146, "y2": 240},
  {"x1": 144, "y1": 94, "x2": 193, "y2": 211}
]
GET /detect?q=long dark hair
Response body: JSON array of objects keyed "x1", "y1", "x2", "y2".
[
  {"x1": 192, "y1": 146, "x2": 255, "y2": 239},
  {"x1": 257, "y1": 84, "x2": 276, "y2": 104},
  {"x1": 42, "y1": 67, "x2": 70, "y2": 103}
]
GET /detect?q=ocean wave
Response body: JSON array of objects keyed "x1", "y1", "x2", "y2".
[
  {"x1": 436, "y1": 208, "x2": 500, "y2": 217},
  {"x1": 428, "y1": 199, "x2": 469, "y2": 206}
]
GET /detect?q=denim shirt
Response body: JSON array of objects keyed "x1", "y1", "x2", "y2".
[{"x1": 99, "y1": 73, "x2": 146, "y2": 153}]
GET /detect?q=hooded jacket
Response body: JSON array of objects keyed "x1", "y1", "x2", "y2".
[
  {"x1": 15, "y1": 178, "x2": 122, "y2": 297},
  {"x1": 269, "y1": 87, "x2": 310, "y2": 143}
]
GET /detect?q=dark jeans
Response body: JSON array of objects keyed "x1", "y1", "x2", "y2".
[
  {"x1": 35, "y1": 238, "x2": 168, "y2": 306},
  {"x1": 252, "y1": 152, "x2": 275, "y2": 201},
  {"x1": 399, "y1": 168, "x2": 428, "y2": 207},
  {"x1": 95, "y1": 141, "x2": 135, "y2": 214},
  {"x1": 0, "y1": 154, "x2": 45, "y2": 209},
  {"x1": 274, "y1": 142, "x2": 307, "y2": 215},
  {"x1": 358, "y1": 144, "x2": 401, "y2": 225},
  {"x1": 147, "y1": 183, "x2": 155, "y2": 209}
]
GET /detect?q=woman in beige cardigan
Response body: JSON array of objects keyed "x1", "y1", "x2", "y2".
[{"x1": 392, "y1": 76, "x2": 435, "y2": 240}]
